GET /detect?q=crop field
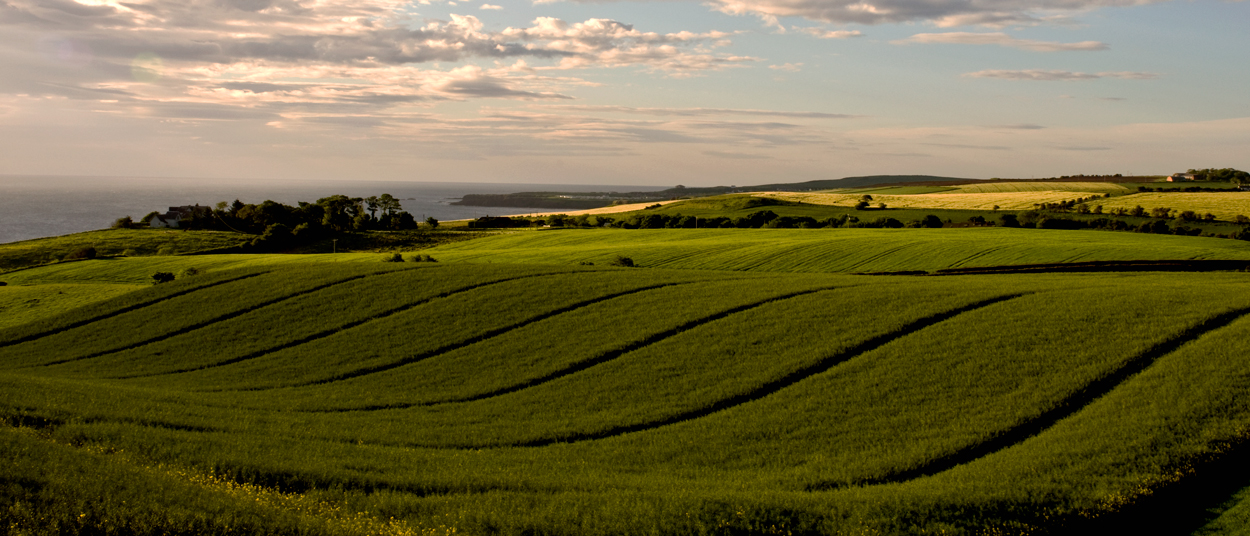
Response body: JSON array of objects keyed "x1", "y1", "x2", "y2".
[
  {"x1": 941, "y1": 182, "x2": 1131, "y2": 194},
  {"x1": 418, "y1": 227, "x2": 1250, "y2": 273},
  {"x1": 763, "y1": 191, "x2": 1113, "y2": 212},
  {"x1": 1096, "y1": 192, "x2": 1250, "y2": 221},
  {"x1": 3, "y1": 256, "x2": 1250, "y2": 535}
]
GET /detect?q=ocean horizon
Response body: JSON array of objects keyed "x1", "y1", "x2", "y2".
[{"x1": 0, "y1": 174, "x2": 666, "y2": 244}]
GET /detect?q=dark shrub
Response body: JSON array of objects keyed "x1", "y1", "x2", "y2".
[
  {"x1": 112, "y1": 216, "x2": 134, "y2": 229},
  {"x1": 151, "y1": 272, "x2": 176, "y2": 284},
  {"x1": 922, "y1": 215, "x2": 945, "y2": 228},
  {"x1": 382, "y1": 253, "x2": 404, "y2": 262},
  {"x1": 64, "y1": 247, "x2": 97, "y2": 260},
  {"x1": 609, "y1": 255, "x2": 635, "y2": 267}
]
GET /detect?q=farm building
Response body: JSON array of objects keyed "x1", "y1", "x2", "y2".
[
  {"x1": 1167, "y1": 173, "x2": 1196, "y2": 182},
  {"x1": 149, "y1": 205, "x2": 211, "y2": 228}
]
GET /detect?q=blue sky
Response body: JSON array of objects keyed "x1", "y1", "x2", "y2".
[{"x1": 0, "y1": 0, "x2": 1246, "y2": 185}]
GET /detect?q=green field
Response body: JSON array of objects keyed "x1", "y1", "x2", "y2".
[
  {"x1": 4, "y1": 225, "x2": 1250, "y2": 535},
  {"x1": 419, "y1": 227, "x2": 1250, "y2": 273}
]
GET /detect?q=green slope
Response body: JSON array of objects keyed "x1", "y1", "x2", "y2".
[
  {"x1": 3, "y1": 261, "x2": 1250, "y2": 534},
  {"x1": 422, "y1": 227, "x2": 1250, "y2": 273}
]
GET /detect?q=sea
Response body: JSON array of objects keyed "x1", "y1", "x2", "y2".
[{"x1": 0, "y1": 175, "x2": 665, "y2": 244}]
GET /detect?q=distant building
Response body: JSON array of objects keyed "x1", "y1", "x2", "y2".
[
  {"x1": 1167, "y1": 173, "x2": 1195, "y2": 182},
  {"x1": 149, "y1": 205, "x2": 211, "y2": 228}
]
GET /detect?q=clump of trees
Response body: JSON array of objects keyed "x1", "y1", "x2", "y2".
[
  {"x1": 151, "y1": 272, "x2": 176, "y2": 284},
  {"x1": 131, "y1": 194, "x2": 430, "y2": 253}
]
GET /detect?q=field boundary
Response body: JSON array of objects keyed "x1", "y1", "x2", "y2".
[
  {"x1": 931, "y1": 259, "x2": 1250, "y2": 275},
  {"x1": 807, "y1": 304, "x2": 1250, "y2": 490},
  {"x1": 0, "y1": 272, "x2": 267, "y2": 349}
]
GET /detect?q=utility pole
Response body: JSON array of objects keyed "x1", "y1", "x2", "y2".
[{"x1": 332, "y1": 239, "x2": 337, "y2": 254}]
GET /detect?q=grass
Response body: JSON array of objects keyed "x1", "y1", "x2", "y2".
[
  {"x1": 4, "y1": 231, "x2": 1250, "y2": 534},
  {"x1": 0, "y1": 283, "x2": 141, "y2": 330},
  {"x1": 0, "y1": 228, "x2": 251, "y2": 272},
  {"x1": 417, "y1": 227, "x2": 1250, "y2": 274},
  {"x1": 3, "y1": 261, "x2": 1250, "y2": 534}
]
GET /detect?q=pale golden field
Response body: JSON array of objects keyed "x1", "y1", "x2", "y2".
[
  {"x1": 1096, "y1": 192, "x2": 1250, "y2": 221},
  {"x1": 761, "y1": 191, "x2": 1109, "y2": 211},
  {"x1": 945, "y1": 182, "x2": 1132, "y2": 194}
]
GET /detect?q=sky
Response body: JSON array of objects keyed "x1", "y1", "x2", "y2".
[{"x1": 0, "y1": 0, "x2": 1247, "y2": 186}]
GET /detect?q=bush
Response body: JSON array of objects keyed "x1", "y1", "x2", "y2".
[
  {"x1": 609, "y1": 255, "x2": 636, "y2": 268},
  {"x1": 998, "y1": 214, "x2": 1020, "y2": 228},
  {"x1": 578, "y1": 261, "x2": 595, "y2": 266},
  {"x1": 63, "y1": 247, "x2": 97, "y2": 261},
  {"x1": 425, "y1": 217, "x2": 440, "y2": 230},
  {"x1": 179, "y1": 267, "x2": 202, "y2": 277},
  {"x1": 0, "y1": 281, "x2": 6, "y2": 287},
  {"x1": 408, "y1": 254, "x2": 437, "y2": 263},
  {"x1": 382, "y1": 253, "x2": 405, "y2": 263},
  {"x1": 112, "y1": 216, "x2": 134, "y2": 229},
  {"x1": 922, "y1": 215, "x2": 945, "y2": 228},
  {"x1": 151, "y1": 272, "x2": 176, "y2": 284}
]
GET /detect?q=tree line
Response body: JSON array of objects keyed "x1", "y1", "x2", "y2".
[{"x1": 117, "y1": 194, "x2": 439, "y2": 251}]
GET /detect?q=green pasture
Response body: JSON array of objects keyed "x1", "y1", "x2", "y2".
[
  {"x1": 0, "y1": 228, "x2": 251, "y2": 272},
  {"x1": 2, "y1": 259, "x2": 1250, "y2": 535},
  {"x1": 420, "y1": 227, "x2": 1250, "y2": 273}
]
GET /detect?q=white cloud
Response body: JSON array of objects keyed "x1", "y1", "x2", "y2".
[
  {"x1": 893, "y1": 32, "x2": 1108, "y2": 52},
  {"x1": 796, "y1": 27, "x2": 863, "y2": 39},
  {"x1": 770, "y1": 62, "x2": 803, "y2": 72},
  {"x1": 480, "y1": 4, "x2": 503, "y2": 9},
  {"x1": 541, "y1": 0, "x2": 1166, "y2": 28},
  {"x1": 538, "y1": 105, "x2": 857, "y2": 119},
  {"x1": 964, "y1": 69, "x2": 1160, "y2": 81}
]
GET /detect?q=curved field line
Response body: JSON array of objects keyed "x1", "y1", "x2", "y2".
[
  {"x1": 115, "y1": 271, "x2": 587, "y2": 381},
  {"x1": 233, "y1": 281, "x2": 702, "y2": 392},
  {"x1": 36, "y1": 271, "x2": 399, "y2": 369},
  {"x1": 308, "y1": 285, "x2": 845, "y2": 413},
  {"x1": 406, "y1": 293, "x2": 1026, "y2": 449},
  {"x1": 0, "y1": 272, "x2": 267, "y2": 350},
  {"x1": 806, "y1": 304, "x2": 1250, "y2": 491}
]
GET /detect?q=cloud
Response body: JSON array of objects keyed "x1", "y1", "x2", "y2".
[
  {"x1": 704, "y1": 150, "x2": 772, "y2": 159},
  {"x1": 539, "y1": 105, "x2": 857, "y2": 119},
  {"x1": 501, "y1": 18, "x2": 755, "y2": 74},
  {"x1": 796, "y1": 27, "x2": 863, "y2": 39},
  {"x1": 698, "y1": 0, "x2": 1168, "y2": 27},
  {"x1": 893, "y1": 32, "x2": 1108, "y2": 52},
  {"x1": 769, "y1": 62, "x2": 802, "y2": 72},
  {"x1": 964, "y1": 69, "x2": 1160, "y2": 81},
  {"x1": 986, "y1": 123, "x2": 1046, "y2": 130},
  {"x1": 480, "y1": 4, "x2": 503, "y2": 9}
]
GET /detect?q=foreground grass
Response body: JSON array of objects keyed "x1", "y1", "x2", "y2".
[{"x1": 3, "y1": 260, "x2": 1250, "y2": 534}]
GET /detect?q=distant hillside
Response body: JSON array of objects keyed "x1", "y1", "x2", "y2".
[{"x1": 453, "y1": 175, "x2": 978, "y2": 209}]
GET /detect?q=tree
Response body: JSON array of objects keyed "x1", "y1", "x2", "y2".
[
  {"x1": 609, "y1": 255, "x2": 635, "y2": 267},
  {"x1": 151, "y1": 271, "x2": 175, "y2": 284},
  {"x1": 853, "y1": 201, "x2": 870, "y2": 210},
  {"x1": 425, "y1": 217, "x2": 440, "y2": 230},
  {"x1": 112, "y1": 216, "x2": 134, "y2": 229},
  {"x1": 921, "y1": 215, "x2": 944, "y2": 228}
]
